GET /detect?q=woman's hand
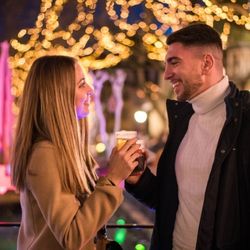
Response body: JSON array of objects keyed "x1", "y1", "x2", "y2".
[{"x1": 106, "y1": 138, "x2": 141, "y2": 186}]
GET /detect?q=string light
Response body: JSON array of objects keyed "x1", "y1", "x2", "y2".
[{"x1": 9, "y1": 0, "x2": 250, "y2": 107}]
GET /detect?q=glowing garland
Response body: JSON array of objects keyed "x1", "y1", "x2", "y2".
[{"x1": 9, "y1": 0, "x2": 250, "y2": 105}]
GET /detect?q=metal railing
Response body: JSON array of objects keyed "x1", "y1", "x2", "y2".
[{"x1": 0, "y1": 222, "x2": 154, "y2": 229}]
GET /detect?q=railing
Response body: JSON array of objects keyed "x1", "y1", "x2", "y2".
[
  {"x1": 0, "y1": 222, "x2": 153, "y2": 229},
  {"x1": 0, "y1": 221, "x2": 154, "y2": 249},
  {"x1": 0, "y1": 222, "x2": 20, "y2": 227}
]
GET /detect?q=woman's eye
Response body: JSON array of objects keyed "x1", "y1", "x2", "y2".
[{"x1": 79, "y1": 79, "x2": 86, "y2": 87}]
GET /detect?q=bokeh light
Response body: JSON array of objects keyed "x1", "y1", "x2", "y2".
[{"x1": 134, "y1": 110, "x2": 148, "y2": 123}]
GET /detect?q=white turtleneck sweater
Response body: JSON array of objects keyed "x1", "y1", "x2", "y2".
[{"x1": 172, "y1": 76, "x2": 230, "y2": 250}]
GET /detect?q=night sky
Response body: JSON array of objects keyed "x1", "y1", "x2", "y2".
[{"x1": 0, "y1": 0, "x2": 40, "y2": 42}]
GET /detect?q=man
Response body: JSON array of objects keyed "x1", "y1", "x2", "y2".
[{"x1": 125, "y1": 23, "x2": 250, "y2": 250}]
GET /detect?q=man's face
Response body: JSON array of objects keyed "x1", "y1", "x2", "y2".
[{"x1": 164, "y1": 42, "x2": 204, "y2": 101}]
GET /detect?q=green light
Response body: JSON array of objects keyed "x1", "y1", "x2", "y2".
[
  {"x1": 114, "y1": 228, "x2": 127, "y2": 244},
  {"x1": 116, "y1": 218, "x2": 126, "y2": 225},
  {"x1": 135, "y1": 243, "x2": 146, "y2": 250},
  {"x1": 114, "y1": 218, "x2": 127, "y2": 244}
]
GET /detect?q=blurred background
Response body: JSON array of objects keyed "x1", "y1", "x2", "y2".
[{"x1": 0, "y1": 0, "x2": 249, "y2": 249}]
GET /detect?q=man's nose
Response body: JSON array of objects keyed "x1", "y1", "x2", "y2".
[
  {"x1": 164, "y1": 65, "x2": 173, "y2": 80},
  {"x1": 164, "y1": 65, "x2": 170, "y2": 80}
]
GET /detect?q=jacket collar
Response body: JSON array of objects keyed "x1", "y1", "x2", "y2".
[{"x1": 166, "y1": 82, "x2": 242, "y2": 119}]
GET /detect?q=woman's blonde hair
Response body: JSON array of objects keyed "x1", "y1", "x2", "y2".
[{"x1": 11, "y1": 55, "x2": 97, "y2": 194}]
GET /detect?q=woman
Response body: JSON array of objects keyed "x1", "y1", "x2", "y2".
[{"x1": 11, "y1": 55, "x2": 140, "y2": 250}]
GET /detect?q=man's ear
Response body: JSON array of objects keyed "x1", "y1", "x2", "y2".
[{"x1": 202, "y1": 54, "x2": 213, "y2": 74}]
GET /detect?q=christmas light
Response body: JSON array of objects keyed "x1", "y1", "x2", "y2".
[{"x1": 8, "y1": 0, "x2": 250, "y2": 111}]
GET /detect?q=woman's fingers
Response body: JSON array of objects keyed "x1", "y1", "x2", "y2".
[
  {"x1": 127, "y1": 151, "x2": 140, "y2": 164},
  {"x1": 107, "y1": 138, "x2": 144, "y2": 185},
  {"x1": 119, "y1": 138, "x2": 137, "y2": 152},
  {"x1": 126, "y1": 143, "x2": 140, "y2": 156}
]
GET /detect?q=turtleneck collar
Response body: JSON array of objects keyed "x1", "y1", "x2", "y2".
[{"x1": 188, "y1": 75, "x2": 230, "y2": 115}]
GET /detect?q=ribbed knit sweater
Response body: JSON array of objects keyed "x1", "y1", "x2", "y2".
[{"x1": 173, "y1": 76, "x2": 230, "y2": 250}]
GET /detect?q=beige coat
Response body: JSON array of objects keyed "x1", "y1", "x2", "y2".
[{"x1": 18, "y1": 141, "x2": 123, "y2": 250}]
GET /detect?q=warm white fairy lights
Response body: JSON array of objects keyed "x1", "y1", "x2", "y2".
[
  {"x1": 107, "y1": 0, "x2": 249, "y2": 55},
  {"x1": 9, "y1": 0, "x2": 250, "y2": 105}
]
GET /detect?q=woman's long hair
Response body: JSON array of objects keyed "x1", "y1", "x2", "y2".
[{"x1": 11, "y1": 55, "x2": 97, "y2": 195}]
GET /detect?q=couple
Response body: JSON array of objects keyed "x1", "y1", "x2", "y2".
[{"x1": 12, "y1": 23, "x2": 250, "y2": 250}]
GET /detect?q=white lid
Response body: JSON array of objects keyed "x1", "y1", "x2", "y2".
[{"x1": 115, "y1": 130, "x2": 137, "y2": 139}]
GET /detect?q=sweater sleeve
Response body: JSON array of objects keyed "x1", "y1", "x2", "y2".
[
  {"x1": 26, "y1": 141, "x2": 123, "y2": 249},
  {"x1": 125, "y1": 167, "x2": 158, "y2": 209}
]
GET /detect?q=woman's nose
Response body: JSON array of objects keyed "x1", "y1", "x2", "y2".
[
  {"x1": 86, "y1": 86, "x2": 95, "y2": 101},
  {"x1": 86, "y1": 84, "x2": 94, "y2": 94}
]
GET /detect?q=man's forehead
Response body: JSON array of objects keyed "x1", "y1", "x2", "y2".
[
  {"x1": 165, "y1": 43, "x2": 185, "y2": 60},
  {"x1": 165, "y1": 43, "x2": 200, "y2": 60}
]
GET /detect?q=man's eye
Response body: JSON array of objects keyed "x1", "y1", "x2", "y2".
[{"x1": 171, "y1": 60, "x2": 179, "y2": 65}]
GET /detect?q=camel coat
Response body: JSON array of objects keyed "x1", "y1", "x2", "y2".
[{"x1": 17, "y1": 141, "x2": 123, "y2": 250}]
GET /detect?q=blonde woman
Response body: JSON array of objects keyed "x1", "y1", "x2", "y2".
[{"x1": 11, "y1": 55, "x2": 140, "y2": 250}]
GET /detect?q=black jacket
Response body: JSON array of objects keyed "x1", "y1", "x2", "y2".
[{"x1": 126, "y1": 82, "x2": 250, "y2": 250}]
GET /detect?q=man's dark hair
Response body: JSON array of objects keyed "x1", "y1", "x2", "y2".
[{"x1": 167, "y1": 23, "x2": 222, "y2": 50}]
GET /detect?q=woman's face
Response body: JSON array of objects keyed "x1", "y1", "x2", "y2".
[{"x1": 75, "y1": 63, "x2": 94, "y2": 119}]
